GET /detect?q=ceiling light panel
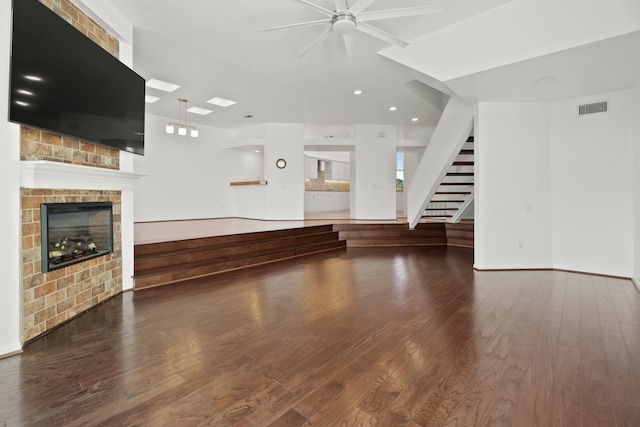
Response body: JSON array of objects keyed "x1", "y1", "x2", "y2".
[
  {"x1": 145, "y1": 95, "x2": 160, "y2": 103},
  {"x1": 207, "y1": 97, "x2": 237, "y2": 107},
  {"x1": 146, "y1": 78, "x2": 181, "y2": 92},
  {"x1": 187, "y1": 106, "x2": 213, "y2": 115}
]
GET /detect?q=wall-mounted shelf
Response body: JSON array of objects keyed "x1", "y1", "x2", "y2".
[{"x1": 230, "y1": 180, "x2": 268, "y2": 186}]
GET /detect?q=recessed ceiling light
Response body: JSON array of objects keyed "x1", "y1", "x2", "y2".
[
  {"x1": 207, "y1": 97, "x2": 237, "y2": 108},
  {"x1": 254, "y1": 150, "x2": 261, "y2": 153},
  {"x1": 412, "y1": 117, "x2": 419, "y2": 122},
  {"x1": 145, "y1": 95, "x2": 159, "y2": 103},
  {"x1": 146, "y1": 78, "x2": 181, "y2": 92},
  {"x1": 187, "y1": 106, "x2": 213, "y2": 115},
  {"x1": 354, "y1": 90, "x2": 363, "y2": 95},
  {"x1": 534, "y1": 76, "x2": 556, "y2": 86},
  {"x1": 389, "y1": 106, "x2": 397, "y2": 111}
]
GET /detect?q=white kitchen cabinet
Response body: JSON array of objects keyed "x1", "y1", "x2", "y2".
[
  {"x1": 304, "y1": 157, "x2": 318, "y2": 179},
  {"x1": 304, "y1": 191, "x2": 350, "y2": 212}
]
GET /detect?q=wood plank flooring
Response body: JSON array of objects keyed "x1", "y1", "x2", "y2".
[{"x1": 1, "y1": 246, "x2": 639, "y2": 426}]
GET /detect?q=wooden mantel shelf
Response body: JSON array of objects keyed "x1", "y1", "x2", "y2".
[{"x1": 230, "y1": 180, "x2": 268, "y2": 186}]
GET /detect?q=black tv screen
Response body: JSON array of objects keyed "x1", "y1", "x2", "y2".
[{"x1": 9, "y1": 0, "x2": 145, "y2": 155}]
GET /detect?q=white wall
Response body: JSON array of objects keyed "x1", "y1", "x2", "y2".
[
  {"x1": 352, "y1": 125, "x2": 397, "y2": 220},
  {"x1": 550, "y1": 91, "x2": 634, "y2": 277},
  {"x1": 475, "y1": 92, "x2": 635, "y2": 278},
  {"x1": 0, "y1": 0, "x2": 23, "y2": 356},
  {"x1": 632, "y1": 82, "x2": 640, "y2": 286},
  {"x1": 264, "y1": 124, "x2": 305, "y2": 220},
  {"x1": 133, "y1": 114, "x2": 257, "y2": 222},
  {"x1": 475, "y1": 103, "x2": 553, "y2": 269}
]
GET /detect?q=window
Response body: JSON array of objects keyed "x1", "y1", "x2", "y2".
[{"x1": 396, "y1": 151, "x2": 404, "y2": 191}]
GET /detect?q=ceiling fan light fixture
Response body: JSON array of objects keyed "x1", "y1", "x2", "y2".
[{"x1": 332, "y1": 13, "x2": 356, "y2": 34}]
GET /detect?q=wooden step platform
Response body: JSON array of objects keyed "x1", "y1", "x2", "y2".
[
  {"x1": 445, "y1": 222, "x2": 475, "y2": 248},
  {"x1": 134, "y1": 224, "x2": 345, "y2": 289},
  {"x1": 333, "y1": 223, "x2": 447, "y2": 247}
]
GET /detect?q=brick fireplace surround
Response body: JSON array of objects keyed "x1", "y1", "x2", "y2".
[{"x1": 19, "y1": 0, "x2": 127, "y2": 342}]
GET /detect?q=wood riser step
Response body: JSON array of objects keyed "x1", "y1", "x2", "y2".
[
  {"x1": 134, "y1": 240, "x2": 346, "y2": 289},
  {"x1": 446, "y1": 222, "x2": 474, "y2": 248},
  {"x1": 334, "y1": 223, "x2": 447, "y2": 247},
  {"x1": 135, "y1": 225, "x2": 335, "y2": 259},
  {"x1": 347, "y1": 239, "x2": 447, "y2": 248},
  {"x1": 134, "y1": 225, "x2": 345, "y2": 290},
  {"x1": 135, "y1": 231, "x2": 340, "y2": 275}
]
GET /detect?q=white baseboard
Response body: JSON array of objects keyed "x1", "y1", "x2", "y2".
[{"x1": 0, "y1": 343, "x2": 23, "y2": 360}]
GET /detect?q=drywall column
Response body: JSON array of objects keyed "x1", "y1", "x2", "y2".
[
  {"x1": 474, "y1": 102, "x2": 553, "y2": 270},
  {"x1": 351, "y1": 125, "x2": 397, "y2": 220},
  {"x1": 264, "y1": 124, "x2": 305, "y2": 220},
  {"x1": 0, "y1": 0, "x2": 23, "y2": 356}
]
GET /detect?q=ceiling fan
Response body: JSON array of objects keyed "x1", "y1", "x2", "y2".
[{"x1": 256, "y1": 0, "x2": 443, "y2": 59}]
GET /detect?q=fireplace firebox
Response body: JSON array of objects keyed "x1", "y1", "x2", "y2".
[{"x1": 40, "y1": 202, "x2": 114, "y2": 272}]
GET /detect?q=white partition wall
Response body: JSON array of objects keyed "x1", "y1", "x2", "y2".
[
  {"x1": 474, "y1": 102, "x2": 553, "y2": 270},
  {"x1": 475, "y1": 91, "x2": 635, "y2": 278},
  {"x1": 632, "y1": 81, "x2": 640, "y2": 287},
  {"x1": 550, "y1": 91, "x2": 634, "y2": 277},
  {"x1": 351, "y1": 125, "x2": 397, "y2": 220},
  {"x1": 0, "y1": 0, "x2": 22, "y2": 355},
  {"x1": 264, "y1": 124, "x2": 305, "y2": 220}
]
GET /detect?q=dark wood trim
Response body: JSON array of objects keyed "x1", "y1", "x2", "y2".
[{"x1": 230, "y1": 180, "x2": 268, "y2": 186}]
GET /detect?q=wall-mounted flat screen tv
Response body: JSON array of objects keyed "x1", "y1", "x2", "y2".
[{"x1": 9, "y1": 0, "x2": 145, "y2": 155}]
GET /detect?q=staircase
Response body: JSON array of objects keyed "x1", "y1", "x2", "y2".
[
  {"x1": 133, "y1": 225, "x2": 345, "y2": 290},
  {"x1": 422, "y1": 136, "x2": 474, "y2": 222}
]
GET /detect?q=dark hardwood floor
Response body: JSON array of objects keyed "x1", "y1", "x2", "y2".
[{"x1": 1, "y1": 246, "x2": 639, "y2": 426}]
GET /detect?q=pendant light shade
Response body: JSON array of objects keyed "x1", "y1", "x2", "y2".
[{"x1": 165, "y1": 98, "x2": 198, "y2": 138}]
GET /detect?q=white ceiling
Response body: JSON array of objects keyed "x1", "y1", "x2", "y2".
[{"x1": 105, "y1": 0, "x2": 640, "y2": 134}]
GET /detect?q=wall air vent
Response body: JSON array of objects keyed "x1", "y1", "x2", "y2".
[{"x1": 577, "y1": 101, "x2": 608, "y2": 116}]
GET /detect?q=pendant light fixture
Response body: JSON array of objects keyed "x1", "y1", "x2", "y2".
[{"x1": 165, "y1": 98, "x2": 198, "y2": 137}]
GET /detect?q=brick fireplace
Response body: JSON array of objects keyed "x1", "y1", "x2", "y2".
[{"x1": 18, "y1": 0, "x2": 139, "y2": 343}]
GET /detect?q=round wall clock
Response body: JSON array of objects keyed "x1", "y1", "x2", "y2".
[{"x1": 276, "y1": 158, "x2": 287, "y2": 169}]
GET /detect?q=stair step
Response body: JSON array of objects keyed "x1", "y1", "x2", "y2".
[
  {"x1": 435, "y1": 191, "x2": 472, "y2": 195},
  {"x1": 446, "y1": 172, "x2": 474, "y2": 177},
  {"x1": 459, "y1": 149, "x2": 474, "y2": 155},
  {"x1": 452, "y1": 161, "x2": 474, "y2": 166},
  {"x1": 346, "y1": 238, "x2": 447, "y2": 247},
  {"x1": 134, "y1": 225, "x2": 345, "y2": 290},
  {"x1": 422, "y1": 214, "x2": 454, "y2": 218},
  {"x1": 425, "y1": 207, "x2": 459, "y2": 211},
  {"x1": 430, "y1": 200, "x2": 465, "y2": 203},
  {"x1": 440, "y1": 182, "x2": 474, "y2": 186},
  {"x1": 334, "y1": 223, "x2": 447, "y2": 247}
]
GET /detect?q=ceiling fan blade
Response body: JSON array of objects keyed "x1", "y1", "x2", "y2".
[
  {"x1": 334, "y1": 0, "x2": 348, "y2": 13},
  {"x1": 256, "y1": 18, "x2": 332, "y2": 32},
  {"x1": 358, "y1": 4, "x2": 444, "y2": 22},
  {"x1": 298, "y1": 0, "x2": 337, "y2": 17},
  {"x1": 356, "y1": 22, "x2": 409, "y2": 48},
  {"x1": 299, "y1": 25, "x2": 333, "y2": 57},
  {"x1": 348, "y1": 0, "x2": 377, "y2": 16},
  {"x1": 342, "y1": 33, "x2": 355, "y2": 62}
]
